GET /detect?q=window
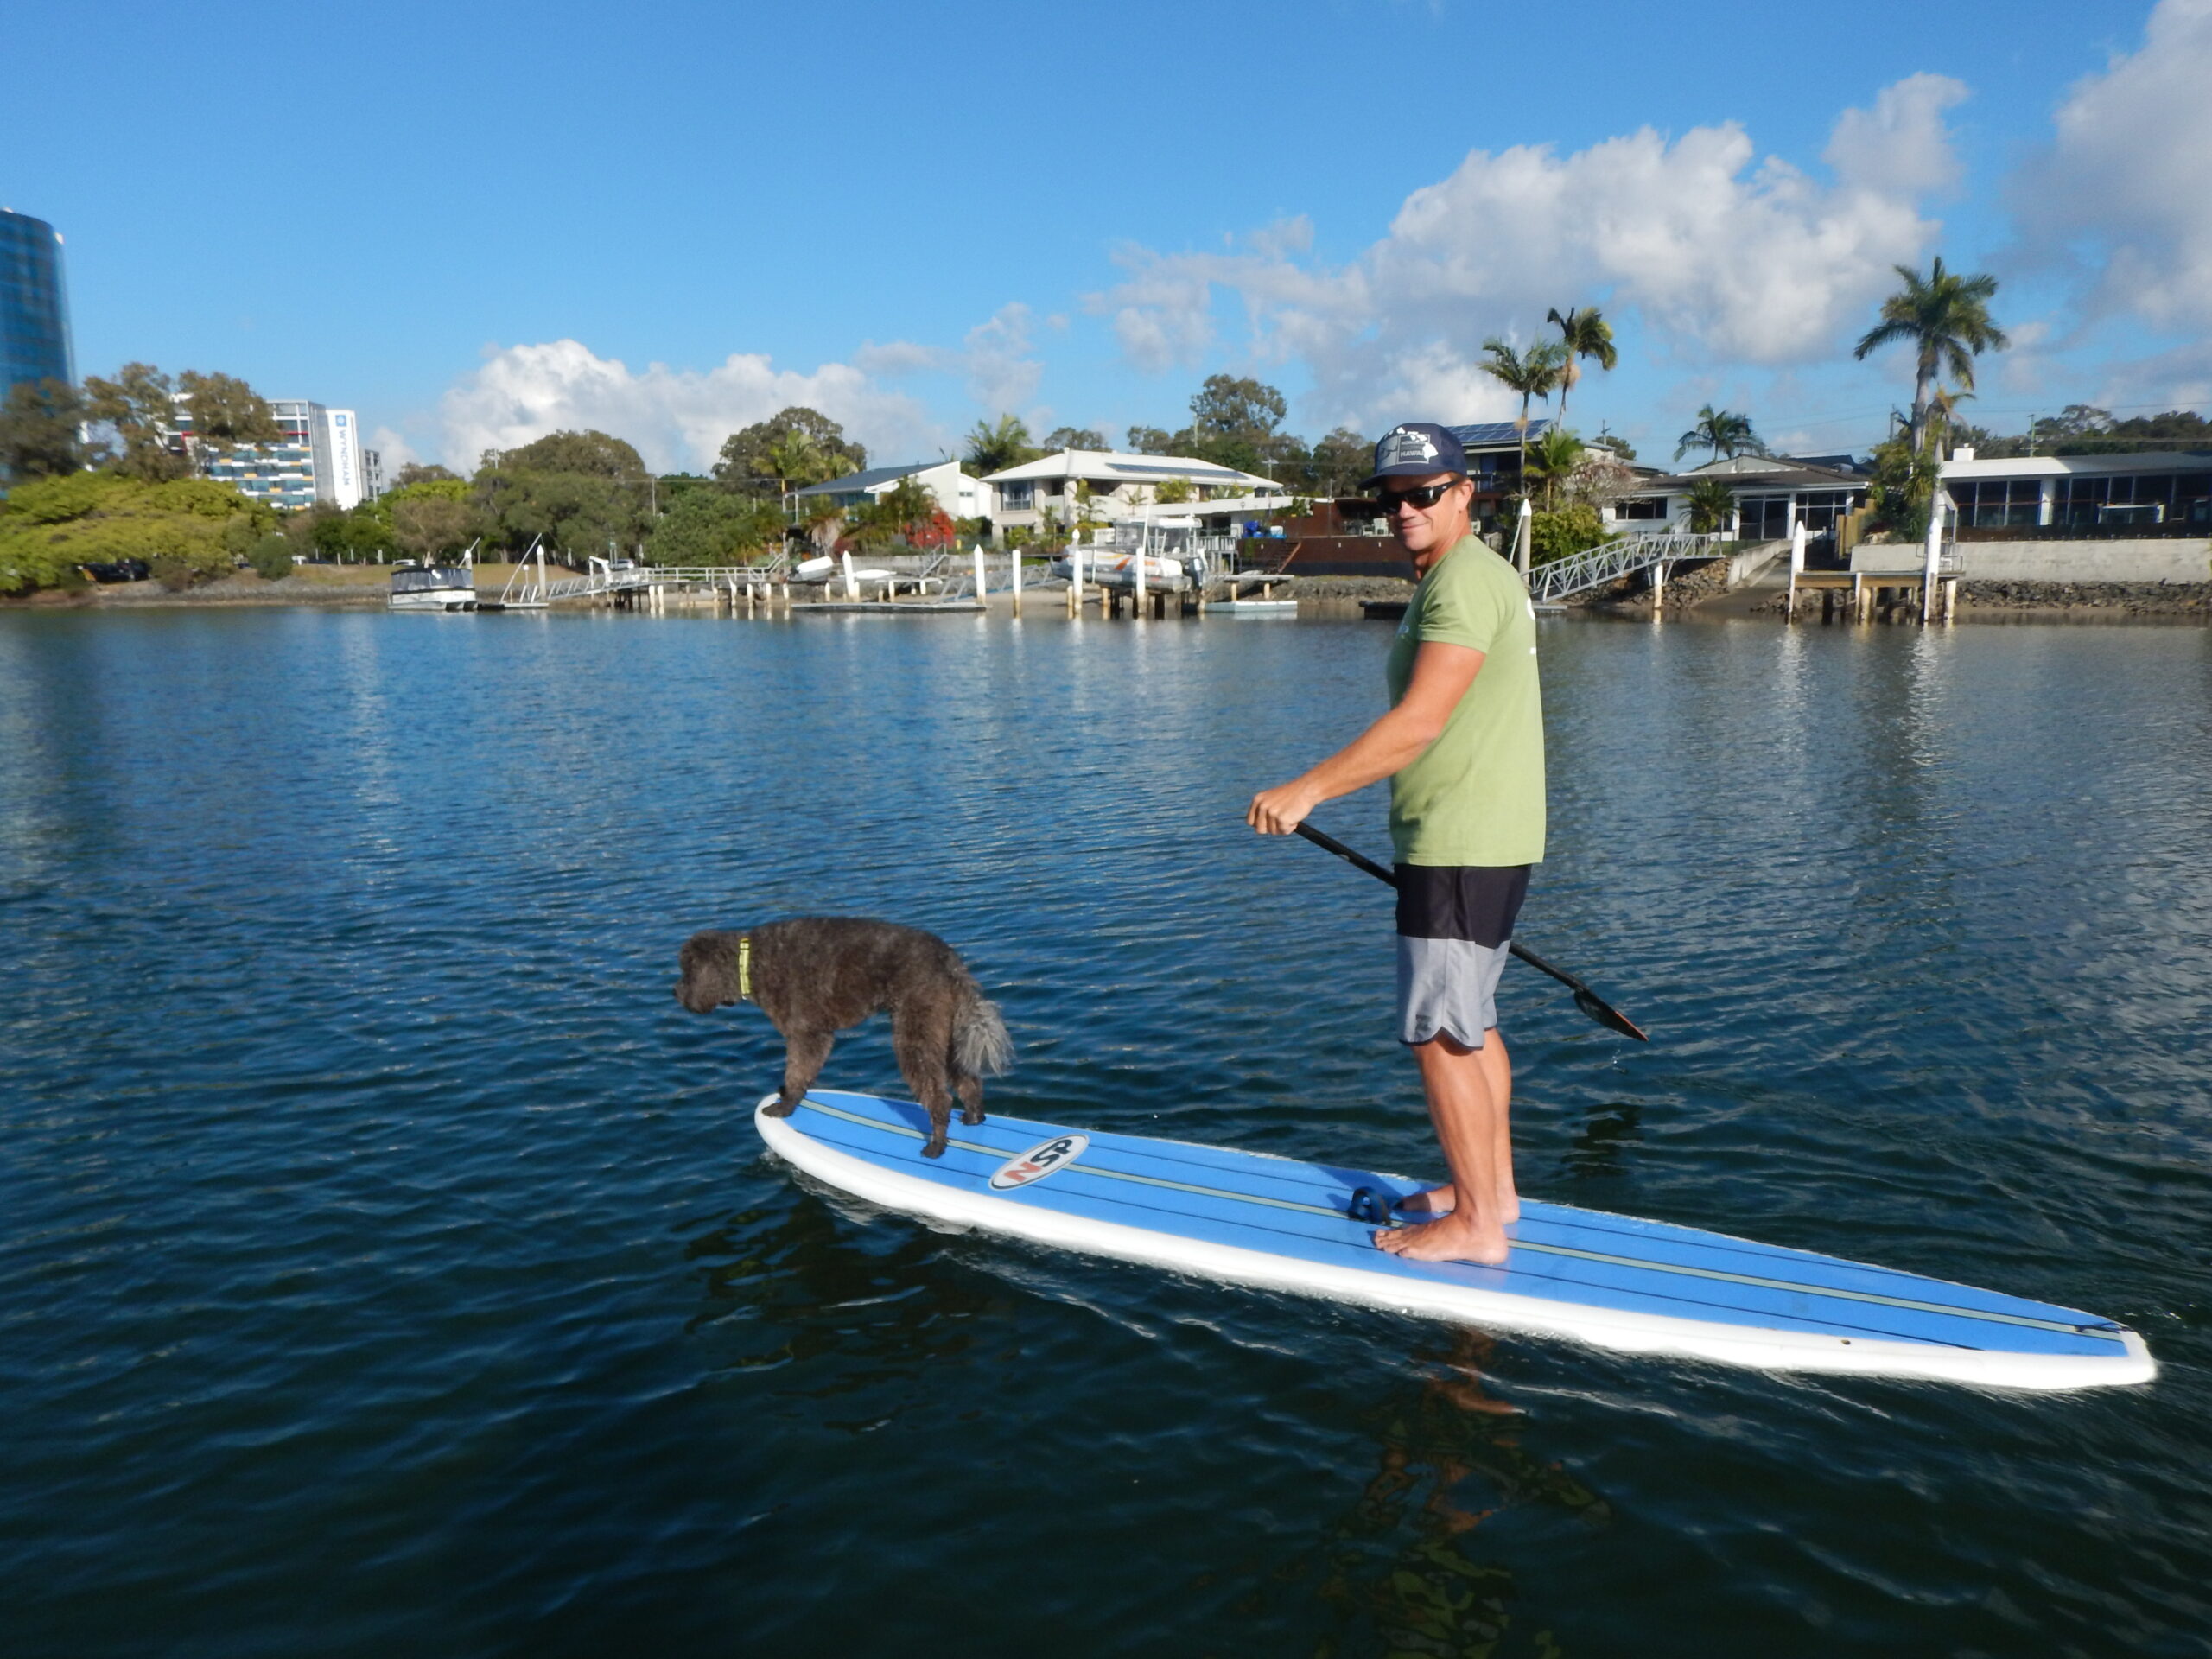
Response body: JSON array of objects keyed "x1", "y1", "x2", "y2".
[
  {"x1": 1738, "y1": 496, "x2": 1791, "y2": 540},
  {"x1": 1617, "y1": 497, "x2": 1667, "y2": 520},
  {"x1": 1000, "y1": 482, "x2": 1034, "y2": 511},
  {"x1": 1960, "y1": 479, "x2": 2041, "y2": 529}
]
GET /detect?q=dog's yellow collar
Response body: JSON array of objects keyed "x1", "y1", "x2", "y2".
[{"x1": 737, "y1": 934, "x2": 752, "y2": 1001}]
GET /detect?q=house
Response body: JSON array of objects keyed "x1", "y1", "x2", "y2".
[
  {"x1": 1601, "y1": 454, "x2": 1872, "y2": 557},
  {"x1": 981, "y1": 449, "x2": 1285, "y2": 537},
  {"x1": 1935, "y1": 448, "x2": 2212, "y2": 535},
  {"x1": 791, "y1": 460, "x2": 991, "y2": 521}
]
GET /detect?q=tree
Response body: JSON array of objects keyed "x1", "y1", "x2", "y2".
[
  {"x1": 713, "y1": 408, "x2": 865, "y2": 495},
  {"x1": 1522, "y1": 427, "x2": 1586, "y2": 510},
  {"x1": 83, "y1": 362, "x2": 192, "y2": 481},
  {"x1": 1478, "y1": 338, "x2": 1564, "y2": 463},
  {"x1": 965, "y1": 414, "x2": 1037, "y2": 475},
  {"x1": 0, "y1": 472, "x2": 268, "y2": 594},
  {"x1": 1674, "y1": 405, "x2": 1764, "y2": 463},
  {"x1": 1546, "y1": 307, "x2": 1617, "y2": 428},
  {"x1": 0, "y1": 378, "x2": 87, "y2": 479},
  {"x1": 1179, "y1": 374, "x2": 1293, "y2": 474},
  {"x1": 1684, "y1": 475, "x2": 1738, "y2": 535},
  {"x1": 1125, "y1": 424, "x2": 1175, "y2": 454},
  {"x1": 1153, "y1": 476, "x2": 1193, "y2": 505},
  {"x1": 176, "y1": 371, "x2": 280, "y2": 459},
  {"x1": 1530, "y1": 504, "x2": 1609, "y2": 566},
  {"x1": 798, "y1": 496, "x2": 847, "y2": 554},
  {"x1": 1307, "y1": 428, "x2": 1372, "y2": 498},
  {"x1": 391, "y1": 493, "x2": 482, "y2": 560},
  {"x1": 391, "y1": 461, "x2": 461, "y2": 488},
  {"x1": 644, "y1": 489, "x2": 786, "y2": 566},
  {"x1": 1589, "y1": 432, "x2": 1637, "y2": 461},
  {"x1": 877, "y1": 476, "x2": 938, "y2": 541},
  {"x1": 1853, "y1": 257, "x2": 2009, "y2": 456},
  {"x1": 246, "y1": 533, "x2": 294, "y2": 580},
  {"x1": 494, "y1": 429, "x2": 648, "y2": 478},
  {"x1": 1041, "y1": 425, "x2": 1105, "y2": 453}
]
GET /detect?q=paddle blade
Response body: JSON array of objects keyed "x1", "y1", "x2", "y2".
[{"x1": 1573, "y1": 986, "x2": 1649, "y2": 1042}]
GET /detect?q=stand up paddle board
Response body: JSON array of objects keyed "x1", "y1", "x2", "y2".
[{"x1": 756, "y1": 1090, "x2": 2154, "y2": 1392}]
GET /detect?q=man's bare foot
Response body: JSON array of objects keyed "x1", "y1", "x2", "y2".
[
  {"x1": 1375, "y1": 1214, "x2": 1510, "y2": 1266},
  {"x1": 1397, "y1": 1185, "x2": 1519, "y2": 1224}
]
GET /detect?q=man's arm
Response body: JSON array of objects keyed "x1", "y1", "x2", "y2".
[{"x1": 1247, "y1": 640, "x2": 1484, "y2": 835}]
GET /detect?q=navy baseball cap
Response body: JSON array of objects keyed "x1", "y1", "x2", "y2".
[{"x1": 1363, "y1": 422, "x2": 1467, "y2": 489}]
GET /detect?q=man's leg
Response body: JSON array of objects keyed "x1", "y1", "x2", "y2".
[
  {"x1": 1395, "y1": 1027, "x2": 1515, "y2": 1224},
  {"x1": 1377, "y1": 1031, "x2": 1512, "y2": 1266}
]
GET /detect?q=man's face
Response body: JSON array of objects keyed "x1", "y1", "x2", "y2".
[{"x1": 1377, "y1": 472, "x2": 1474, "y2": 568}]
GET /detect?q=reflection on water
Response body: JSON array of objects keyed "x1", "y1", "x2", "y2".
[{"x1": 3, "y1": 610, "x2": 2210, "y2": 1657}]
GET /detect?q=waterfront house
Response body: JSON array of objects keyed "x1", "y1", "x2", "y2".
[
  {"x1": 981, "y1": 448, "x2": 1285, "y2": 538},
  {"x1": 1599, "y1": 454, "x2": 1872, "y2": 553},
  {"x1": 792, "y1": 459, "x2": 992, "y2": 521}
]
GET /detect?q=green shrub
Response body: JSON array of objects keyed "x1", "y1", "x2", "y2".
[
  {"x1": 247, "y1": 533, "x2": 295, "y2": 580},
  {"x1": 1529, "y1": 504, "x2": 1610, "y2": 566}
]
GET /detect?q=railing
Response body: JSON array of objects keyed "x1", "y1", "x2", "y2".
[{"x1": 1529, "y1": 533, "x2": 1723, "y2": 603}]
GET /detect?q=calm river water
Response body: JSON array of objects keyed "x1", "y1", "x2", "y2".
[{"x1": 3, "y1": 605, "x2": 2209, "y2": 1657}]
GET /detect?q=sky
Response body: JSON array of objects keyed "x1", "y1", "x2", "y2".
[{"x1": 7, "y1": 0, "x2": 2211, "y2": 475}]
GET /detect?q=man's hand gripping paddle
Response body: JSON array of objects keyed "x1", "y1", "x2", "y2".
[{"x1": 1290, "y1": 822, "x2": 1649, "y2": 1042}]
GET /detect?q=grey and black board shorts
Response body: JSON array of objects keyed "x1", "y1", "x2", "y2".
[{"x1": 1395, "y1": 863, "x2": 1531, "y2": 1047}]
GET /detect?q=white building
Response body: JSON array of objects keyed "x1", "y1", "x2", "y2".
[
  {"x1": 1601, "y1": 454, "x2": 1871, "y2": 544},
  {"x1": 190, "y1": 400, "x2": 373, "y2": 512},
  {"x1": 982, "y1": 448, "x2": 1287, "y2": 536},
  {"x1": 790, "y1": 459, "x2": 991, "y2": 520},
  {"x1": 1934, "y1": 448, "x2": 2211, "y2": 532}
]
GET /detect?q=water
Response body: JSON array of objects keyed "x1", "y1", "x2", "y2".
[{"x1": 3, "y1": 607, "x2": 2209, "y2": 1657}]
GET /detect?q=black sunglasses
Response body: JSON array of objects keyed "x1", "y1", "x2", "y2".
[{"x1": 1374, "y1": 481, "x2": 1457, "y2": 512}]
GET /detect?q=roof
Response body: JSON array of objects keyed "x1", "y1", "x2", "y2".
[
  {"x1": 1630, "y1": 459, "x2": 1871, "y2": 493},
  {"x1": 791, "y1": 461, "x2": 945, "y2": 497},
  {"x1": 982, "y1": 448, "x2": 1283, "y2": 490},
  {"x1": 1446, "y1": 420, "x2": 1551, "y2": 451},
  {"x1": 1940, "y1": 449, "x2": 2212, "y2": 480}
]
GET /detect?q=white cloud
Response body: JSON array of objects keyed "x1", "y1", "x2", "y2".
[
  {"x1": 1095, "y1": 75, "x2": 1965, "y2": 428},
  {"x1": 2012, "y1": 0, "x2": 2212, "y2": 333},
  {"x1": 367, "y1": 425, "x2": 418, "y2": 474},
  {"x1": 852, "y1": 303, "x2": 1044, "y2": 416},
  {"x1": 435, "y1": 340, "x2": 943, "y2": 472}
]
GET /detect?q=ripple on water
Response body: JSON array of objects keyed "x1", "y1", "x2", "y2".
[{"x1": 0, "y1": 608, "x2": 2209, "y2": 1656}]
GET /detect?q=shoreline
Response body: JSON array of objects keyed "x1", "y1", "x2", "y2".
[{"x1": 9, "y1": 569, "x2": 2209, "y2": 625}]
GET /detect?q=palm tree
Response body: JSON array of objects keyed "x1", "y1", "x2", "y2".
[
  {"x1": 1685, "y1": 475, "x2": 1738, "y2": 535},
  {"x1": 1853, "y1": 257, "x2": 2008, "y2": 455},
  {"x1": 964, "y1": 414, "x2": 1035, "y2": 476},
  {"x1": 762, "y1": 432, "x2": 829, "y2": 499},
  {"x1": 1522, "y1": 427, "x2": 1586, "y2": 511},
  {"x1": 1546, "y1": 306, "x2": 1618, "y2": 428},
  {"x1": 1478, "y1": 338, "x2": 1565, "y2": 466},
  {"x1": 1674, "y1": 405, "x2": 1764, "y2": 464}
]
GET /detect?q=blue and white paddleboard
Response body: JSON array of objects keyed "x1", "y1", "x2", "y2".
[{"x1": 757, "y1": 1090, "x2": 2155, "y2": 1392}]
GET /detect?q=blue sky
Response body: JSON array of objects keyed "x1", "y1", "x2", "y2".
[{"x1": 8, "y1": 0, "x2": 2209, "y2": 473}]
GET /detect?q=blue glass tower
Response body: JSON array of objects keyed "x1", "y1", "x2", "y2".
[{"x1": 0, "y1": 210, "x2": 77, "y2": 397}]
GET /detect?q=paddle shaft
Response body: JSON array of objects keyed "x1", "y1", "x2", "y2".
[{"x1": 1289, "y1": 822, "x2": 1648, "y2": 1040}]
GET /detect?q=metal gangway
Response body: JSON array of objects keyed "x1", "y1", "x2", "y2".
[
  {"x1": 493, "y1": 540, "x2": 791, "y2": 607},
  {"x1": 1529, "y1": 533, "x2": 1725, "y2": 604}
]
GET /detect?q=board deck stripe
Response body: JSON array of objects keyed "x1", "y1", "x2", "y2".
[
  {"x1": 795, "y1": 1097, "x2": 2117, "y2": 1340},
  {"x1": 763, "y1": 1091, "x2": 2155, "y2": 1389}
]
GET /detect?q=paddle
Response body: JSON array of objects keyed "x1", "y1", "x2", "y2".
[{"x1": 1290, "y1": 822, "x2": 1649, "y2": 1041}]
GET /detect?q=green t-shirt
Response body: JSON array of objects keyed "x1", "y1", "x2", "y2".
[{"x1": 1384, "y1": 534, "x2": 1546, "y2": 866}]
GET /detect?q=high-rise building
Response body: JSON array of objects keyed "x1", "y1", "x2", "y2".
[
  {"x1": 188, "y1": 400, "x2": 373, "y2": 511},
  {"x1": 0, "y1": 208, "x2": 76, "y2": 399}
]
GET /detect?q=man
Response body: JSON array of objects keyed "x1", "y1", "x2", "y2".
[{"x1": 1247, "y1": 423, "x2": 1544, "y2": 1266}]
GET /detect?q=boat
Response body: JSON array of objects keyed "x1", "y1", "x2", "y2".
[
  {"x1": 1050, "y1": 551, "x2": 1189, "y2": 590},
  {"x1": 388, "y1": 565, "x2": 478, "y2": 612}
]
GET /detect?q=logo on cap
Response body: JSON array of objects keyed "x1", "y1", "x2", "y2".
[{"x1": 1377, "y1": 427, "x2": 1440, "y2": 469}]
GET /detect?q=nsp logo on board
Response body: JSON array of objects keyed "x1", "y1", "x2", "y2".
[{"x1": 988, "y1": 1134, "x2": 1088, "y2": 1191}]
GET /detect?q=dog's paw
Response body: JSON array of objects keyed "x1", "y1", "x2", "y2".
[
  {"x1": 920, "y1": 1136, "x2": 948, "y2": 1159},
  {"x1": 960, "y1": 1107, "x2": 985, "y2": 1126},
  {"x1": 764, "y1": 1097, "x2": 798, "y2": 1118}
]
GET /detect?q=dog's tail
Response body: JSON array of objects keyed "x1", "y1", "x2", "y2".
[{"x1": 955, "y1": 992, "x2": 1014, "y2": 1077}]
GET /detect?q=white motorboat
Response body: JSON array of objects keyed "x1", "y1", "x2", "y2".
[{"x1": 388, "y1": 566, "x2": 478, "y2": 612}]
